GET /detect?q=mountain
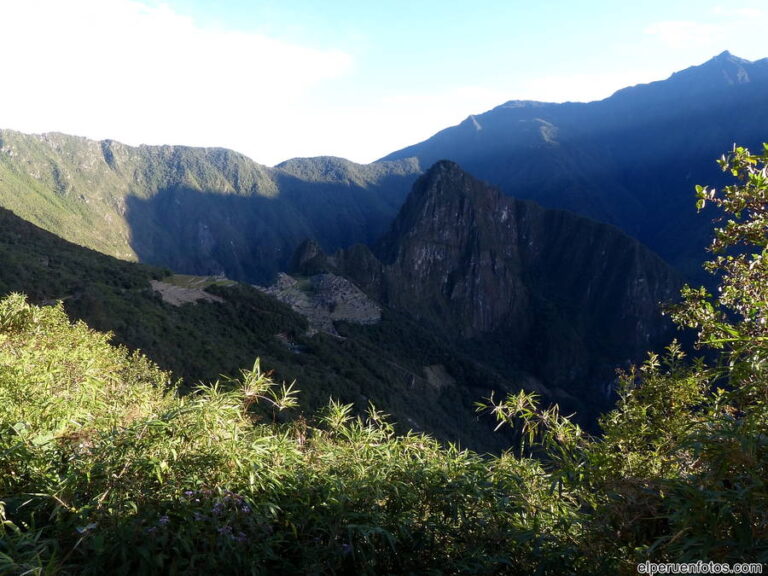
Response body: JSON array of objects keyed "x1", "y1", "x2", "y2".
[
  {"x1": 0, "y1": 204, "x2": 525, "y2": 452},
  {"x1": 295, "y1": 162, "x2": 681, "y2": 417},
  {"x1": 2, "y1": 53, "x2": 744, "y2": 443},
  {"x1": 3, "y1": 53, "x2": 765, "y2": 284},
  {"x1": 381, "y1": 52, "x2": 768, "y2": 278},
  {"x1": 0, "y1": 131, "x2": 420, "y2": 283}
]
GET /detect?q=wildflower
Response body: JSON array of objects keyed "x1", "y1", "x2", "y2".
[{"x1": 158, "y1": 515, "x2": 170, "y2": 525}]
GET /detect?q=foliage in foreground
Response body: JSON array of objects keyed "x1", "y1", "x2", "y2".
[
  {"x1": 0, "y1": 294, "x2": 575, "y2": 575},
  {"x1": 483, "y1": 144, "x2": 768, "y2": 568},
  {"x1": 1, "y1": 145, "x2": 768, "y2": 574}
]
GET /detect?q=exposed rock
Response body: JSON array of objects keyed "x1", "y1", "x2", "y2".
[
  {"x1": 423, "y1": 364, "x2": 456, "y2": 391},
  {"x1": 328, "y1": 161, "x2": 681, "y2": 406},
  {"x1": 259, "y1": 272, "x2": 380, "y2": 336}
]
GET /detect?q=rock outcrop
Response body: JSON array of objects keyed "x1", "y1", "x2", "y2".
[{"x1": 315, "y1": 161, "x2": 681, "y2": 407}]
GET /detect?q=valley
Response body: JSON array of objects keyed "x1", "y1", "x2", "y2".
[
  {"x1": 1, "y1": 52, "x2": 767, "y2": 447},
  {"x1": 2, "y1": 41, "x2": 768, "y2": 573}
]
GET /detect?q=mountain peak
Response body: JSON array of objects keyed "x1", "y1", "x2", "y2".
[
  {"x1": 354, "y1": 160, "x2": 679, "y2": 388},
  {"x1": 710, "y1": 50, "x2": 749, "y2": 64},
  {"x1": 410, "y1": 161, "x2": 498, "y2": 207},
  {"x1": 667, "y1": 51, "x2": 765, "y2": 88},
  {"x1": 424, "y1": 159, "x2": 462, "y2": 175}
]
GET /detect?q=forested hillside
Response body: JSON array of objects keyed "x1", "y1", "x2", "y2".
[
  {"x1": 0, "y1": 131, "x2": 419, "y2": 282},
  {"x1": 2, "y1": 145, "x2": 767, "y2": 573},
  {"x1": 0, "y1": 206, "x2": 520, "y2": 452}
]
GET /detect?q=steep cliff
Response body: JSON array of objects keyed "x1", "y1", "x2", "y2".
[{"x1": 325, "y1": 162, "x2": 681, "y2": 410}]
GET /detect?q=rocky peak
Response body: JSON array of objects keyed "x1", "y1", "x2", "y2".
[
  {"x1": 332, "y1": 162, "x2": 680, "y2": 403},
  {"x1": 623, "y1": 51, "x2": 768, "y2": 100},
  {"x1": 677, "y1": 50, "x2": 759, "y2": 86},
  {"x1": 378, "y1": 160, "x2": 504, "y2": 263}
]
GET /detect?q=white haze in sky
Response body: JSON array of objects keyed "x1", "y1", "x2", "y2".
[
  {"x1": 1, "y1": 0, "x2": 766, "y2": 165},
  {"x1": 0, "y1": 0, "x2": 353, "y2": 164}
]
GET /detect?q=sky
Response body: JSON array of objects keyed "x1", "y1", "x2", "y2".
[{"x1": 0, "y1": 0, "x2": 766, "y2": 166}]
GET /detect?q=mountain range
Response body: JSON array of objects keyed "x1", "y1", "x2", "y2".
[
  {"x1": 0, "y1": 132, "x2": 419, "y2": 283},
  {"x1": 0, "y1": 51, "x2": 765, "y2": 447},
  {"x1": 383, "y1": 51, "x2": 768, "y2": 279}
]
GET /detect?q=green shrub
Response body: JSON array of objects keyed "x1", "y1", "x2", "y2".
[
  {"x1": 3, "y1": 144, "x2": 768, "y2": 574},
  {"x1": 0, "y1": 292, "x2": 580, "y2": 574}
]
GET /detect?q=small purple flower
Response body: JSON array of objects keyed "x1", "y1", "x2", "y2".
[
  {"x1": 234, "y1": 531, "x2": 248, "y2": 543},
  {"x1": 240, "y1": 505, "x2": 251, "y2": 514},
  {"x1": 217, "y1": 525, "x2": 233, "y2": 536},
  {"x1": 183, "y1": 490, "x2": 195, "y2": 498},
  {"x1": 158, "y1": 515, "x2": 170, "y2": 526},
  {"x1": 212, "y1": 502, "x2": 224, "y2": 515}
]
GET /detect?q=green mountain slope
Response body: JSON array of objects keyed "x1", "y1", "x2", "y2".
[
  {"x1": 0, "y1": 206, "x2": 516, "y2": 451},
  {"x1": 0, "y1": 131, "x2": 420, "y2": 282}
]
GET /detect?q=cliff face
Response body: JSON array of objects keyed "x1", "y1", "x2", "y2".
[
  {"x1": 375, "y1": 161, "x2": 530, "y2": 338},
  {"x1": 328, "y1": 162, "x2": 681, "y2": 405}
]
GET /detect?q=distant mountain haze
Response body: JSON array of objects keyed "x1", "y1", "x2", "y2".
[
  {"x1": 381, "y1": 51, "x2": 768, "y2": 279},
  {"x1": 1, "y1": 53, "x2": 765, "y2": 283}
]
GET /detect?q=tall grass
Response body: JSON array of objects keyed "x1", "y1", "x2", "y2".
[{"x1": 0, "y1": 294, "x2": 580, "y2": 575}]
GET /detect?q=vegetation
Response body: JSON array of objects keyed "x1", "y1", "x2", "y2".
[
  {"x1": 1, "y1": 145, "x2": 767, "y2": 573},
  {"x1": 0, "y1": 294, "x2": 552, "y2": 575},
  {"x1": 0, "y1": 130, "x2": 419, "y2": 283},
  {"x1": 481, "y1": 144, "x2": 768, "y2": 567},
  {"x1": 0, "y1": 205, "x2": 517, "y2": 452}
]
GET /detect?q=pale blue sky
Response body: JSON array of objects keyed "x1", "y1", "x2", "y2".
[{"x1": 0, "y1": 0, "x2": 765, "y2": 165}]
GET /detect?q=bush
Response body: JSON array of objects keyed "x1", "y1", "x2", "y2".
[
  {"x1": 483, "y1": 144, "x2": 768, "y2": 568},
  {"x1": 3, "y1": 144, "x2": 768, "y2": 574},
  {"x1": 0, "y1": 293, "x2": 577, "y2": 574}
]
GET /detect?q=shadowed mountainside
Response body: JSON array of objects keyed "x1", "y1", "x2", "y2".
[
  {"x1": 0, "y1": 204, "x2": 522, "y2": 452},
  {"x1": 3, "y1": 52, "x2": 767, "y2": 283},
  {"x1": 0, "y1": 132, "x2": 420, "y2": 283},
  {"x1": 294, "y1": 162, "x2": 682, "y2": 419},
  {"x1": 381, "y1": 51, "x2": 768, "y2": 278}
]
